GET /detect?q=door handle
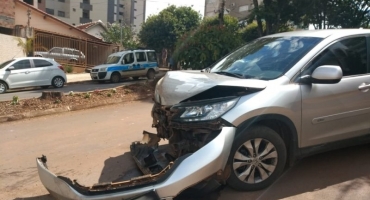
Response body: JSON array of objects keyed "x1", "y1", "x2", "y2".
[{"x1": 358, "y1": 83, "x2": 370, "y2": 90}]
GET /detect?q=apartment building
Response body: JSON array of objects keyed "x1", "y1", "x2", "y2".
[
  {"x1": 34, "y1": 0, "x2": 126, "y2": 26},
  {"x1": 205, "y1": 0, "x2": 263, "y2": 20}
]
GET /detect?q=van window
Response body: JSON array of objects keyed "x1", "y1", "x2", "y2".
[
  {"x1": 123, "y1": 53, "x2": 135, "y2": 64},
  {"x1": 135, "y1": 52, "x2": 147, "y2": 62},
  {"x1": 147, "y1": 52, "x2": 157, "y2": 62}
]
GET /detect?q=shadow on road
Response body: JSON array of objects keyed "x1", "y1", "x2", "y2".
[
  {"x1": 98, "y1": 152, "x2": 142, "y2": 183},
  {"x1": 221, "y1": 144, "x2": 370, "y2": 200},
  {"x1": 14, "y1": 194, "x2": 53, "y2": 200}
]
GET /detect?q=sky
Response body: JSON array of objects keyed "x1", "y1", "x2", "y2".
[{"x1": 145, "y1": 0, "x2": 206, "y2": 20}]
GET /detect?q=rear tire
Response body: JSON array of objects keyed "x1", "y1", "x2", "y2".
[
  {"x1": 52, "y1": 76, "x2": 65, "y2": 88},
  {"x1": 110, "y1": 72, "x2": 121, "y2": 83},
  {"x1": 227, "y1": 125, "x2": 287, "y2": 191},
  {"x1": 146, "y1": 69, "x2": 155, "y2": 80},
  {"x1": 0, "y1": 81, "x2": 7, "y2": 94}
]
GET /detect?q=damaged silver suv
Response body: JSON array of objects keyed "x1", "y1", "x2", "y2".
[{"x1": 36, "y1": 30, "x2": 370, "y2": 199}]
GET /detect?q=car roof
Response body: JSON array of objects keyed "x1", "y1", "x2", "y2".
[
  {"x1": 12, "y1": 57, "x2": 55, "y2": 61},
  {"x1": 264, "y1": 29, "x2": 370, "y2": 39},
  {"x1": 109, "y1": 49, "x2": 155, "y2": 57}
]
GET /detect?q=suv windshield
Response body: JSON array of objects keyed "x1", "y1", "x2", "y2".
[
  {"x1": 105, "y1": 56, "x2": 121, "y2": 64},
  {"x1": 0, "y1": 60, "x2": 13, "y2": 69},
  {"x1": 210, "y1": 37, "x2": 322, "y2": 80}
]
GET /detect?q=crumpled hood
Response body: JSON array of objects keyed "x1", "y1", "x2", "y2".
[{"x1": 156, "y1": 71, "x2": 268, "y2": 106}]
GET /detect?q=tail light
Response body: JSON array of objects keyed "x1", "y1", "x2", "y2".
[{"x1": 58, "y1": 65, "x2": 65, "y2": 72}]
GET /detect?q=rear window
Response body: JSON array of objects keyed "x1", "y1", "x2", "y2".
[
  {"x1": 34, "y1": 59, "x2": 53, "y2": 67},
  {"x1": 147, "y1": 52, "x2": 157, "y2": 62}
]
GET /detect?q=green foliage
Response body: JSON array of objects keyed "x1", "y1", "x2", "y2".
[
  {"x1": 54, "y1": 99, "x2": 61, "y2": 104},
  {"x1": 11, "y1": 96, "x2": 19, "y2": 105},
  {"x1": 107, "y1": 93, "x2": 112, "y2": 97},
  {"x1": 84, "y1": 92, "x2": 91, "y2": 99},
  {"x1": 68, "y1": 91, "x2": 74, "y2": 96},
  {"x1": 239, "y1": 22, "x2": 262, "y2": 43},
  {"x1": 65, "y1": 65, "x2": 74, "y2": 73},
  {"x1": 111, "y1": 88, "x2": 117, "y2": 94},
  {"x1": 203, "y1": 15, "x2": 239, "y2": 32},
  {"x1": 139, "y1": 5, "x2": 201, "y2": 52},
  {"x1": 100, "y1": 23, "x2": 140, "y2": 49},
  {"x1": 16, "y1": 37, "x2": 34, "y2": 57},
  {"x1": 174, "y1": 16, "x2": 243, "y2": 70}
]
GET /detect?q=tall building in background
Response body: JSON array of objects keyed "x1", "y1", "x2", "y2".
[
  {"x1": 205, "y1": 0, "x2": 263, "y2": 20},
  {"x1": 131, "y1": 0, "x2": 146, "y2": 33},
  {"x1": 36, "y1": 0, "x2": 127, "y2": 26}
]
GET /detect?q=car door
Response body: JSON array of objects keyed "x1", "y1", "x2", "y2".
[
  {"x1": 120, "y1": 52, "x2": 135, "y2": 77},
  {"x1": 49, "y1": 47, "x2": 63, "y2": 61},
  {"x1": 133, "y1": 51, "x2": 148, "y2": 76},
  {"x1": 146, "y1": 51, "x2": 159, "y2": 69},
  {"x1": 6, "y1": 59, "x2": 34, "y2": 88},
  {"x1": 301, "y1": 36, "x2": 370, "y2": 147},
  {"x1": 32, "y1": 59, "x2": 54, "y2": 86}
]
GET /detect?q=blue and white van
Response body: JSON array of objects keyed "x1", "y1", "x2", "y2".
[{"x1": 90, "y1": 49, "x2": 159, "y2": 83}]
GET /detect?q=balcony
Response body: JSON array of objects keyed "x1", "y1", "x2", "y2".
[
  {"x1": 80, "y1": 17, "x2": 92, "y2": 24},
  {"x1": 80, "y1": 2, "x2": 92, "y2": 11}
]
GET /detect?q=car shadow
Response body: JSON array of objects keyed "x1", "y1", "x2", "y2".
[
  {"x1": 220, "y1": 144, "x2": 370, "y2": 200},
  {"x1": 98, "y1": 152, "x2": 142, "y2": 183},
  {"x1": 13, "y1": 194, "x2": 54, "y2": 200}
]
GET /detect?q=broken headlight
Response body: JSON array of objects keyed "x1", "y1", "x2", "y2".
[{"x1": 173, "y1": 97, "x2": 239, "y2": 122}]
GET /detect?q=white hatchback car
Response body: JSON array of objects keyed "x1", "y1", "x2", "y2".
[{"x1": 0, "y1": 57, "x2": 67, "y2": 94}]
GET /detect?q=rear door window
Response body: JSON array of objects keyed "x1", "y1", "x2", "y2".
[
  {"x1": 123, "y1": 53, "x2": 135, "y2": 64},
  {"x1": 135, "y1": 52, "x2": 147, "y2": 62},
  {"x1": 33, "y1": 59, "x2": 53, "y2": 68},
  {"x1": 147, "y1": 52, "x2": 157, "y2": 62}
]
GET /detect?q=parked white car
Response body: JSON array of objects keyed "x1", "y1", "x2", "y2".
[{"x1": 0, "y1": 57, "x2": 67, "y2": 94}]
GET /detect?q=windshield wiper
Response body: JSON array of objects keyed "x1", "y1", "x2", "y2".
[{"x1": 215, "y1": 71, "x2": 244, "y2": 79}]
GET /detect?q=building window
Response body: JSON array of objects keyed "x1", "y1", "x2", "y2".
[
  {"x1": 82, "y1": 10, "x2": 90, "y2": 18},
  {"x1": 239, "y1": 5, "x2": 249, "y2": 12},
  {"x1": 46, "y1": 8, "x2": 54, "y2": 15},
  {"x1": 58, "y1": 11, "x2": 65, "y2": 17},
  {"x1": 119, "y1": 12, "x2": 123, "y2": 15},
  {"x1": 83, "y1": 0, "x2": 90, "y2": 3},
  {"x1": 119, "y1": 4, "x2": 124, "y2": 8},
  {"x1": 38, "y1": 0, "x2": 42, "y2": 3},
  {"x1": 73, "y1": 8, "x2": 76, "y2": 12},
  {"x1": 58, "y1": 0, "x2": 65, "y2": 2}
]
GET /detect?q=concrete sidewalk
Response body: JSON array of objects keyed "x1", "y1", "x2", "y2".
[{"x1": 66, "y1": 68, "x2": 169, "y2": 84}]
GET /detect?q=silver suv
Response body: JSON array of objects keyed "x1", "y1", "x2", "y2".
[
  {"x1": 34, "y1": 47, "x2": 86, "y2": 63},
  {"x1": 36, "y1": 30, "x2": 370, "y2": 199}
]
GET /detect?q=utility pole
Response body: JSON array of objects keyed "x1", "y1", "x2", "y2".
[{"x1": 218, "y1": 0, "x2": 225, "y2": 25}]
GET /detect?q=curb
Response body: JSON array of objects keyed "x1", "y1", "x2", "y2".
[{"x1": 0, "y1": 97, "x2": 149, "y2": 124}]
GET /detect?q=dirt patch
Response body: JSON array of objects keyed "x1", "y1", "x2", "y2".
[{"x1": 0, "y1": 82, "x2": 155, "y2": 117}]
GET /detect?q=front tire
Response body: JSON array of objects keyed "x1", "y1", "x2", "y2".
[
  {"x1": 227, "y1": 126, "x2": 287, "y2": 191},
  {"x1": 52, "y1": 76, "x2": 65, "y2": 88},
  {"x1": 110, "y1": 72, "x2": 121, "y2": 83}
]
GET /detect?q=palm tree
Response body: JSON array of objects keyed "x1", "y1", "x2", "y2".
[{"x1": 16, "y1": 37, "x2": 34, "y2": 57}]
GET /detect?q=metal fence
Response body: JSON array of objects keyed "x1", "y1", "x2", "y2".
[{"x1": 33, "y1": 30, "x2": 119, "y2": 72}]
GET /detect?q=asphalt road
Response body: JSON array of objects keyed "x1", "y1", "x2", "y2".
[
  {"x1": 0, "y1": 78, "x2": 146, "y2": 102},
  {"x1": 1, "y1": 101, "x2": 370, "y2": 200}
]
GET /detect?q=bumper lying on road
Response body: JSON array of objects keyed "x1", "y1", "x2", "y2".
[{"x1": 36, "y1": 127, "x2": 236, "y2": 200}]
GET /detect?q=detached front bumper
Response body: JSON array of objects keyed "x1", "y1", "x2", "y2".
[{"x1": 36, "y1": 127, "x2": 236, "y2": 200}]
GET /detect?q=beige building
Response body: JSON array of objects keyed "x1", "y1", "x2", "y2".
[
  {"x1": 41, "y1": 0, "x2": 126, "y2": 26},
  {"x1": 205, "y1": 0, "x2": 263, "y2": 20}
]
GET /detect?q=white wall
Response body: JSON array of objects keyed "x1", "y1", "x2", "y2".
[
  {"x1": 0, "y1": 34, "x2": 25, "y2": 63},
  {"x1": 86, "y1": 25, "x2": 106, "y2": 39}
]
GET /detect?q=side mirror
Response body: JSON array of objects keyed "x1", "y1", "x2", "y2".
[
  {"x1": 6, "y1": 66, "x2": 15, "y2": 71},
  {"x1": 302, "y1": 65, "x2": 343, "y2": 84}
]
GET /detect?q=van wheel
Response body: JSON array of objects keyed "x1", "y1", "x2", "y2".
[
  {"x1": 146, "y1": 69, "x2": 155, "y2": 80},
  {"x1": 227, "y1": 126, "x2": 287, "y2": 191},
  {"x1": 110, "y1": 72, "x2": 121, "y2": 83},
  {"x1": 132, "y1": 77, "x2": 140, "y2": 80},
  {"x1": 52, "y1": 76, "x2": 65, "y2": 88},
  {"x1": 0, "y1": 81, "x2": 7, "y2": 94}
]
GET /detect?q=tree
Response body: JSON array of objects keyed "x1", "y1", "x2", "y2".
[
  {"x1": 100, "y1": 23, "x2": 139, "y2": 49},
  {"x1": 174, "y1": 16, "x2": 242, "y2": 70},
  {"x1": 139, "y1": 5, "x2": 201, "y2": 52},
  {"x1": 16, "y1": 37, "x2": 33, "y2": 57}
]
